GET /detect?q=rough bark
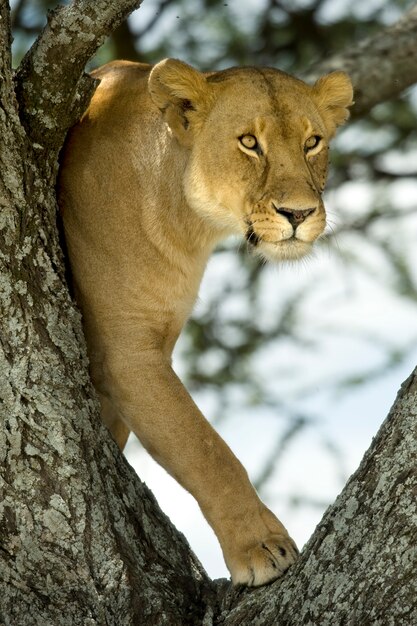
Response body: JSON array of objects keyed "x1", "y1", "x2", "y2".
[
  {"x1": 1, "y1": 2, "x2": 210, "y2": 624},
  {"x1": 215, "y1": 369, "x2": 417, "y2": 624},
  {"x1": 14, "y1": 0, "x2": 145, "y2": 170},
  {"x1": 1, "y1": 1, "x2": 417, "y2": 624}
]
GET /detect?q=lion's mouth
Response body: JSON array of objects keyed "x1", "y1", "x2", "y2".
[
  {"x1": 245, "y1": 227, "x2": 313, "y2": 261},
  {"x1": 245, "y1": 227, "x2": 300, "y2": 247}
]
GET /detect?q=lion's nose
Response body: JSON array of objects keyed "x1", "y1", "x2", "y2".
[{"x1": 274, "y1": 206, "x2": 315, "y2": 228}]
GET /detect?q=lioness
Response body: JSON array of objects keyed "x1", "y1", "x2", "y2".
[{"x1": 58, "y1": 59, "x2": 353, "y2": 586}]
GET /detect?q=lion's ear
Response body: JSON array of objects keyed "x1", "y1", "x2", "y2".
[
  {"x1": 312, "y1": 71, "x2": 354, "y2": 138},
  {"x1": 148, "y1": 58, "x2": 210, "y2": 145}
]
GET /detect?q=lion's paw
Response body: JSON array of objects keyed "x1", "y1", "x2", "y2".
[{"x1": 228, "y1": 532, "x2": 299, "y2": 587}]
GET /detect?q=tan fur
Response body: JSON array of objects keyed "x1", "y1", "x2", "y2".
[{"x1": 58, "y1": 59, "x2": 353, "y2": 586}]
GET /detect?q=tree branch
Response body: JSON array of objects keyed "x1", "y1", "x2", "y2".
[
  {"x1": 215, "y1": 368, "x2": 417, "y2": 624},
  {"x1": 14, "y1": 0, "x2": 144, "y2": 172},
  {"x1": 0, "y1": 0, "x2": 13, "y2": 111},
  {"x1": 307, "y1": 5, "x2": 417, "y2": 117}
]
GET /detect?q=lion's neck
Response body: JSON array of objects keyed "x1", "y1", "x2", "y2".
[
  {"x1": 133, "y1": 185, "x2": 223, "y2": 355},
  {"x1": 138, "y1": 140, "x2": 226, "y2": 273}
]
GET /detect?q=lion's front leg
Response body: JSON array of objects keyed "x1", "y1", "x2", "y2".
[{"x1": 100, "y1": 347, "x2": 299, "y2": 586}]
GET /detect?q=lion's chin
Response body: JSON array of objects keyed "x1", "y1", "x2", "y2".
[{"x1": 253, "y1": 238, "x2": 314, "y2": 262}]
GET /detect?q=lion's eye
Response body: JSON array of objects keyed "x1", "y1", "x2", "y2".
[
  {"x1": 305, "y1": 135, "x2": 322, "y2": 152},
  {"x1": 239, "y1": 134, "x2": 258, "y2": 150}
]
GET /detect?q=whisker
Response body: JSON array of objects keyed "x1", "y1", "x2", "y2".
[{"x1": 322, "y1": 223, "x2": 342, "y2": 256}]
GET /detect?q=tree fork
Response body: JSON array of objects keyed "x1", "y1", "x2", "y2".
[{"x1": 1, "y1": 0, "x2": 417, "y2": 623}]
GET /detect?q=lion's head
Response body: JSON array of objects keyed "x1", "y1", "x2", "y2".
[{"x1": 149, "y1": 59, "x2": 353, "y2": 261}]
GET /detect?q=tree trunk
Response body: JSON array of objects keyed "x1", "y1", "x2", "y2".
[{"x1": 1, "y1": 1, "x2": 416, "y2": 624}]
